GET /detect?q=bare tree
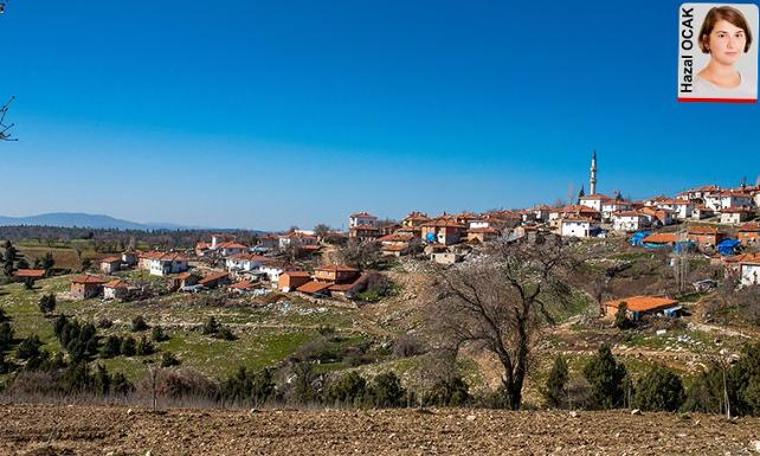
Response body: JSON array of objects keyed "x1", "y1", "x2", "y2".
[
  {"x1": 333, "y1": 239, "x2": 381, "y2": 269},
  {"x1": 427, "y1": 235, "x2": 578, "y2": 410}
]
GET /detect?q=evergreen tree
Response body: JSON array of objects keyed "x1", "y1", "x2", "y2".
[
  {"x1": 614, "y1": 303, "x2": 632, "y2": 330},
  {"x1": 583, "y1": 344, "x2": 628, "y2": 409},
  {"x1": 136, "y1": 336, "x2": 154, "y2": 356},
  {"x1": 325, "y1": 371, "x2": 367, "y2": 405},
  {"x1": 634, "y1": 367, "x2": 685, "y2": 412},
  {"x1": 0, "y1": 322, "x2": 13, "y2": 351},
  {"x1": 38, "y1": 294, "x2": 56, "y2": 315},
  {"x1": 16, "y1": 335, "x2": 43, "y2": 360},
  {"x1": 542, "y1": 355, "x2": 570, "y2": 408},
  {"x1": 94, "y1": 363, "x2": 111, "y2": 396},
  {"x1": 120, "y1": 336, "x2": 137, "y2": 356},
  {"x1": 131, "y1": 315, "x2": 149, "y2": 332},
  {"x1": 369, "y1": 372, "x2": 406, "y2": 408},
  {"x1": 101, "y1": 335, "x2": 122, "y2": 358}
]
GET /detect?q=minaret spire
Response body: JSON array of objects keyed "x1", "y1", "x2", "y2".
[{"x1": 590, "y1": 150, "x2": 598, "y2": 195}]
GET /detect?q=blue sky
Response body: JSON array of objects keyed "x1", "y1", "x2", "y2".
[{"x1": 1, "y1": 0, "x2": 759, "y2": 230}]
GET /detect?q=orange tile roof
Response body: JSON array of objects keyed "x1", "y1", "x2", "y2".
[
  {"x1": 381, "y1": 244, "x2": 409, "y2": 252},
  {"x1": 14, "y1": 269, "x2": 46, "y2": 278},
  {"x1": 229, "y1": 280, "x2": 255, "y2": 290},
  {"x1": 198, "y1": 271, "x2": 229, "y2": 286},
  {"x1": 316, "y1": 264, "x2": 359, "y2": 273},
  {"x1": 739, "y1": 223, "x2": 760, "y2": 232},
  {"x1": 296, "y1": 281, "x2": 333, "y2": 294},
  {"x1": 228, "y1": 253, "x2": 269, "y2": 262},
  {"x1": 467, "y1": 227, "x2": 499, "y2": 234},
  {"x1": 580, "y1": 194, "x2": 612, "y2": 201},
  {"x1": 282, "y1": 270, "x2": 311, "y2": 278},
  {"x1": 100, "y1": 256, "x2": 121, "y2": 263},
  {"x1": 176, "y1": 272, "x2": 199, "y2": 280},
  {"x1": 350, "y1": 211, "x2": 377, "y2": 218},
  {"x1": 642, "y1": 233, "x2": 678, "y2": 244},
  {"x1": 422, "y1": 220, "x2": 467, "y2": 229},
  {"x1": 722, "y1": 207, "x2": 752, "y2": 214},
  {"x1": 739, "y1": 253, "x2": 760, "y2": 265},
  {"x1": 604, "y1": 296, "x2": 679, "y2": 312},
  {"x1": 378, "y1": 233, "x2": 416, "y2": 242},
  {"x1": 688, "y1": 226, "x2": 722, "y2": 235},
  {"x1": 71, "y1": 275, "x2": 110, "y2": 284},
  {"x1": 104, "y1": 279, "x2": 129, "y2": 289},
  {"x1": 139, "y1": 251, "x2": 189, "y2": 262}
]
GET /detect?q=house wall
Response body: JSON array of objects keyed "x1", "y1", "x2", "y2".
[
  {"x1": 580, "y1": 199, "x2": 603, "y2": 211},
  {"x1": 741, "y1": 264, "x2": 760, "y2": 286},
  {"x1": 561, "y1": 221, "x2": 590, "y2": 238},
  {"x1": 71, "y1": 283, "x2": 101, "y2": 300}
]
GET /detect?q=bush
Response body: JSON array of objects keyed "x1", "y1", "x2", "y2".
[
  {"x1": 0, "y1": 322, "x2": 14, "y2": 351},
  {"x1": 120, "y1": 336, "x2": 137, "y2": 356},
  {"x1": 392, "y1": 333, "x2": 427, "y2": 358},
  {"x1": 141, "y1": 368, "x2": 218, "y2": 402},
  {"x1": 0, "y1": 307, "x2": 10, "y2": 323},
  {"x1": 97, "y1": 317, "x2": 113, "y2": 329},
  {"x1": 131, "y1": 315, "x2": 149, "y2": 332},
  {"x1": 38, "y1": 294, "x2": 56, "y2": 315},
  {"x1": 634, "y1": 367, "x2": 685, "y2": 412},
  {"x1": 136, "y1": 336, "x2": 155, "y2": 356},
  {"x1": 368, "y1": 372, "x2": 406, "y2": 408},
  {"x1": 614, "y1": 303, "x2": 632, "y2": 330},
  {"x1": 221, "y1": 366, "x2": 275, "y2": 406},
  {"x1": 101, "y1": 335, "x2": 122, "y2": 358},
  {"x1": 112, "y1": 372, "x2": 134, "y2": 396},
  {"x1": 289, "y1": 362, "x2": 320, "y2": 404},
  {"x1": 583, "y1": 344, "x2": 627, "y2": 409},
  {"x1": 151, "y1": 326, "x2": 169, "y2": 342},
  {"x1": 215, "y1": 327, "x2": 237, "y2": 341},
  {"x1": 16, "y1": 335, "x2": 43, "y2": 360},
  {"x1": 424, "y1": 374, "x2": 470, "y2": 407},
  {"x1": 325, "y1": 371, "x2": 367, "y2": 406},
  {"x1": 201, "y1": 317, "x2": 220, "y2": 335},
  {"x1": 161, "y1": 352, "x2": 181, "y2": 367},
  {"x1": 542, "y1": 355, "x2": 569, "y2": 409}
]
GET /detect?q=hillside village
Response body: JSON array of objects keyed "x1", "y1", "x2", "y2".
[
  {"x1": 8, "y1": 152, "x2": 756, "y2": 305},
  {"x1": 1, "y1": 153, "x2": 760, "y2": 419}
]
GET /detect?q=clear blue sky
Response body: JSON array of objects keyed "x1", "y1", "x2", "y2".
[{"x1": 1, "y1": 0, "x2": 759, "y2": 231}]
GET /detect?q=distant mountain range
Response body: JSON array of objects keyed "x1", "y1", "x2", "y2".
[{"x1": 0, "y1": 213, "x2": 204, "y2": 231}]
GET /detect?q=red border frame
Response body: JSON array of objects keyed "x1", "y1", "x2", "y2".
[{"x1": 678, "y1": 97, "x2": 757, "y2": 103}]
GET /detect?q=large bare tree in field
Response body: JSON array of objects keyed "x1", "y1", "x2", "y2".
[{"x1": 427, "y1": 235, "x2": 579, "y2": 410}]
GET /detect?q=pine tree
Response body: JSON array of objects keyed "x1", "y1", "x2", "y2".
[
  {"x1": 543, "y1": 355, "x2": 569, "y2": 408},
  {"x1": 634, "y1": 367, "x2": 685, "y2": 412},
  {"x1": 583, "y1": 344, "x2": 628, "y2": 409}
]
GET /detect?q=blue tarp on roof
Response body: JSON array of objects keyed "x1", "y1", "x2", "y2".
[
  {"x1": 630, "y1": 231, "x2": 651, "y2": 246},
  {"x1": 717, "y1": 238, "x2": 741, "y2": 256}
]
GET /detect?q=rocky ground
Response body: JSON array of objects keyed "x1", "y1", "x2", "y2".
[{"x1": 3, "y1": 404, "x2": 760, "y2": 455}]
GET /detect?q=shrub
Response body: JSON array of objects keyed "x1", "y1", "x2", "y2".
[
  {"x1": 131, "y1": 315, "x2": 149, "y2": 332},
  {"x1": 221, "y1": 366, "x2": 275, "y2": 406},
  {"x1": 151, "y1": 326, "x2": 169, "y2": 342},
  {"x1": 16, "y1": 335, "x2": 43, "y2": 360},
  {"x1": 634, "y1": 367, "x2": 685, "y2": 412},
  {"x1": 542, "y1": 355, "x2": 569, "y2": 409},
  {"x1": 0, "y1": 307, "x2": 10, "y2": 323},
  {"x1": 368, "y1": 372, "x2": 406, "y2": 408},
  {"x1": 325, "y1": 371, "x2": 367, "y2": 406},
  {"x1": 392, "y1": 333, "x2": 427, "y2": 358},
  {"x1": 112, "y1": 372, "x2": 134, "y2": 396},
  {"x1": 215, "y1": 327, "x2": 237, "y2": 341},
  {"x1": 161, "y1": 352, "x2": 181, "y2": 367},
  {"x1": 120, "y1": 336, "x2": 137, "y2": 356},
  {"x1": 614, "y1": 303, "x2": 632, "y2": 330},
  {"x1": 101, "y1": 335, "x2": 122, "y2": 358},
  {"x1": 424, "y1": 374, "x2": 470, "y2": 407},
  {"x1": 141, "y1": 368, "x2": 218, "y2": 402},
  {"x1": 136, "y1": 336, "x2": 155, "y2": 356},
  {"x1": 97, "y1": 317, "x2": 113, "y2": 329},
  {"x1": 289, "y1": 362, "x2": 320, "y2": 404},
  {"x1": 38, "y1": 294, "x2": 56, "y2": 315},
  {"x1": 0, "y1": 322, "x2": 14, "y2": 351},
  {"x1": 583, "y1": 344, "x2": 627, "y2": 409},
  {"x1": 202, "y1": 317, "x2": 220, "y2": 335}
]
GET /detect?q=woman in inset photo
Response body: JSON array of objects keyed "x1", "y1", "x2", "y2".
[{"x1": 695, "y1": 5, "x2": 754, "y2": 98}]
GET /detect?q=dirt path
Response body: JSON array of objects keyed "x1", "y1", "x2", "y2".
[{"x1": 2, "y1": 404, "x2": 760, "y2": 455}]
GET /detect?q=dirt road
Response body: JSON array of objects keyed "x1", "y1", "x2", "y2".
[{"x1": 2, "y1": 404, "x2": 760, "y2": 455}]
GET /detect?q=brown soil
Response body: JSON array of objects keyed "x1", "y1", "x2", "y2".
[{"x1": 2, "y1": 404, "x2": 760, "y2": 455}]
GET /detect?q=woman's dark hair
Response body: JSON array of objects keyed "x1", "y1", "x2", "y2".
[{"x1": 699, "y1": 6, "x2": 753, "y2": 53}]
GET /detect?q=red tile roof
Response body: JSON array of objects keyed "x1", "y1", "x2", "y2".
[
  {"x1": 739, "y1": 253, "x2": 760, "y2": 265},
  {"x1": 139, "y1": 251, "x2": 189, "y2": 262},
  {"x1": 229, "y1": 280, "x2": 255, "y2": 290},
  {"x1": 350, "y1": 211, "x2": 377, "y2": 218},
  {"x1": 377, "y1": 233, "x2": 416, "y2": 242},
  {"x1": 104, "y1": 279, "x2": 129, "y2": 289},
  {"x1": 580, "y1": 194, "x2": 612, "y2": 201},
  {"x1": 296, "y1": 281, "x2": 333, "y2": 294},
  {"x1": 71, "y1": 275, "x2": 110, "y2": 284},
  {"x1": 688, "y1": 226, "x2": 722, "y2": 235},
  {"x1": 282, "y1": 270, "x2": 311, "y2": 278},
  {"x1": 198, "y1": 271, "x2": 229, "y2": 286},
  {"x1": 605, "y1": 296, "x2": 679, "y2": 312},
  {"x1": 100, "y1": 256, "x2": 121, "y2": 263},
  {"x1": 642, "y1": 233, "x2": 678, "y2": 244},
  {"x1": 316, "y1": 264, "x2": 359, "y2": 273},
  {"x1": 14, "y1": 269, "x2": 46, "y2": 278},
  {"x1": 739, "y1": 223, "x2": 760, "y2": 232}
]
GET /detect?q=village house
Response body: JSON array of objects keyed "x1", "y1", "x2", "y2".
[
  {"x1": 720, "y1": 207, "x2": 753, "y2": 225},
  {"x1": 611, "y1": 211, "x2": 650, "y2": 232},
  {"x1": 13, "y1": 269, "x2": 47, "y2": 283},
  {"x1": 170, "y1": 271, "x2": 201, "y2": 291},
  {"x1": 421, "y1": 220, "x2": 467, "y2": 245},
  {"x1": 296, "y1": 280, "x2": 333, "y2": 297},
  {"x1": 198, "y1": 271, "x2": 230, "y2": 289},
  {"x1": 314, "y1": 264, "x2": 360, "y2": 284},
  {"x1": 673, "y1": 200, "x2": 695, "y2": 220},
  {"x1": 278, "y1": 271, "x2": 311, "y2": 292},
  {"x1": 467, "y1": 226, "x2": 500, "y2": 243},
  {"x1": 738, "y1": 223, "x2": 760, "y2": 245},
  {"x1": 687, "y1": 226, "x2": 727, "y2": 248},
  {"x1": 121, "y1": 251, "x2": 138, "y2": 268},
  {"x1": 720, "y1": 192, "x2": 754, "y2": 210},
  {"x1": 279, "y1": 232, "x2": 319, "y2": 249},
  {"x1": 638, "y1": 206, "x2": 674, "y2": 226},
  {"x1": 138, "y1": 251, "x2": 189, "y2": 277},
  {"x1": 257, "y1": 234, "x2": 280, "y2": 251},
  {"x1": 70, "y1": 275, "x2": 109, "y2": 300},
  {"x1": 691, "y1": 205, "x2": 715, "y2": 220},
  {"x1": 549, "y1": 205, "x2": 600, "y2": 227},
  {"x1": 579, "y1": 194, "x2": 612, "y2": 212},
  {"x1": 228, "y1": 280, "x2": 256, "y2": 294},
  {"x1": 740, "y1": 253, "x2": 760, "y2": 287},
  {"x1": 402, "y1": 211, "x2": 429, "y2": 227},
  {"x1": 455, "y1": 212, "x2": 481, "y2": 226},
  {"x1": 678, "y1": 185, "x2": 721, "y2": 202},
  {"x1": 377, "y1": 232, "x2": 416, "y2": 257},
  {"x1": 560, "y1": 218, "x2": 602, "y2": 238},
  {"x1": 103, "y1": 279, "x2": 131, "y2": 300},
  {"x1": 348, "y1": 211, "x2": 378, "y2": 228},
  {"x1": 348, "y1": 225, "x2": 382, "y2": 242},
  {"x1": 99, "y1": 256, "x2": 122, "y2": 274},
  {"x1": 604, "y1": 295, "x2": 681, "y2": 320},
  {"x1": 531, "y1": 205, "x2": 552, "y2": 223},
  {"x1": 225, "y1": 253, "x2": 269, "y2": 272},
  {"x1": 601, "y1": 199, "x2": 633, "y2": 221}
]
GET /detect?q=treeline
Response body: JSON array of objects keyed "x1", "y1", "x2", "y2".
[
  {"x1": 0, "y1": 226, "x2": 263, "y2": 251},
  {"x1": 543, "y1": 343, "x2": 760, "y2": 416}
]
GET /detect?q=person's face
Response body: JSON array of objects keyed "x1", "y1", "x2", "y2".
[{"x1": 706, "y1": 19, "x2": 747, "y2": 65}]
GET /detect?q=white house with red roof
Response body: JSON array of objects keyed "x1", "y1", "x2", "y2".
[
  {"x1": 560, "y1": 218, "x2": 601, "y2": 238},
  {"x1": 225, "y1": 253, "x2": 269, "y2": 272},
  {"x1": 740, "y1": 254, "x2": 760, "y2": 287},
  {"x1": 720, "y1": 207, "x2": 753, "y2": 225},
  {"x1": 579, "y1": 194, "x2": 612, "y2": 212},
  {"x1": 611, "y1": 211, "x2": 650, "y2": 232},
  {"x1": 138, "y1": 251, "x2": 189, "y2": 276},
  {"x1": 348, "y1": 211, "x2": 378, "y2": 228}
]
